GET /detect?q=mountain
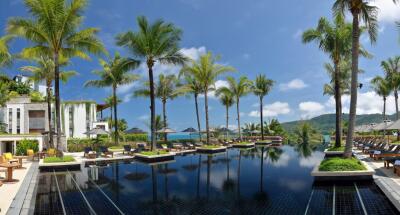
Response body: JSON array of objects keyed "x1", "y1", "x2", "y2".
[{"x1": 281, "y1": 113, "x2": 396, "y2": 134}]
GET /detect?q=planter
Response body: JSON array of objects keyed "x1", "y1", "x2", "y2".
[
  {"x1": 196, "y1": 146, "x2": 227, "y2": 154},
  {"x1": 323, "y1": 149, "x2": 353, "y2": 157},
  {"x1": 39, "y1": 159, "x2": 81, "y2": 172},
  {"x1": 232, "y1": 142, "x2": 255, "y2": 148},
  {"x1": 134, "y1": 152, "x2": 175, "y2": 163},
  {"x1": 255, "y1": 141, "x2": 272, "y2": 146},
  {"x1": 311, "y1": 159, "x2": 374, "y2": 181}
]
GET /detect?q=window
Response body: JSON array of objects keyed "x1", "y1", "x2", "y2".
[
  {"x1": 29, "y1": 110, "x2": 45, "y2": 133},
  {"x1": 8, "y1": 108, "x2": 12, "y2": 133},
  {"x1": 16, "y1": 108, "x2": 20, "y2": 134},
  {"x1": 69, "y1": 107, "x2": 74, "y2": 137}
]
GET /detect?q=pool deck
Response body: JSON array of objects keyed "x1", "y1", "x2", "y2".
[{"x1": 354, "y1": 149, "x2": 400, "y2": 211}]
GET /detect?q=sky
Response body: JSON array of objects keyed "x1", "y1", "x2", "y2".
[{"x1": 0, "y1": 0, "x2": 400, "y2": 131}]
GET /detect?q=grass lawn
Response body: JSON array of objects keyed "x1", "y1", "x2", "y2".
[
  {"x1": 139, "y1": 150, "x2": 169, "y2": 156},
  {"x1": 236, "y1": 142, "x2": 252, "y2": 145},
  {"x1": 201, "y1": 145, "x2": 223, "y2": 149},
  {"x1": 44, "y1": 155, "x2": 75, "y2": 163},
  {"x1": 319, "y1": 157, "x2": 366, "y2": 171},
  {"x1": 327, "y1": 146, "x2": 345, "y2": 151},
  {"x1": 108, "y1": 146, "x2": 124, "y2": 150}
]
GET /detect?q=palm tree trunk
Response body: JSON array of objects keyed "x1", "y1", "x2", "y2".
[
  {"x1": 109, "y1": 105, "x2": 113, "y2": 132},
  {"x1": 204, "y1": 88, "x2": 210, "y2": 144},
  {"x1": 260, "y1": 96, "x2": 264, "y2": 140},
  {"x1": 54, "y1": 52, "x2": 62, "y2": 154},
  {"x1": 334, "y1": 62, "x2": 342, "y2": 148},
  {"x1": 344, "y1": 12, "x2": 360, "y2": 158},
  {"x1": 113, "y1": 86, "x2": 119, "y2": 145},
  {"x1": 236, "y1": 98, "x2": 241, "y2": 140},
  {"x1": 46, "y1": 84, "x2": 53, "y2": 148},
  {"x1": 148, "y1": 60, "x2": 156, "y2": 151},
  {"x1": 383, "y1": 97, "x2": 387, "y2": 139},
  {"x1": 194, "y1": 94, "x2": 202, "y2": 141},
  {"x1": 395, "y1": 90, "x2": 399, "y2": 141},
  {"x1": 226, "y1": 105, "x2": 229, "y2": 139},
  {"x1": 162, "y1": 100, "x2": 168, "y2": 143}
]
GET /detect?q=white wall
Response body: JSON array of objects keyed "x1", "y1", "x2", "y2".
[{"x1": 6, "y1": 104, "x2": 25, "y2": 134}]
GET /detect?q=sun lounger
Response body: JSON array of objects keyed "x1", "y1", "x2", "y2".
[
  {"x1": 123, "y1": 145, "x2": 136, "y2": 155},
  {"x1": 99, "y1": 146, "x2": 113, "y2": 158},
  {"x1": 3, "y1": 153, "x2": 19, "y2": 165},
  {"x1": 383, "y1": 156, "x2": 400, "y2": 169},
  {"x1": 373, "y1": 146, "x2": 400, "y2": 160},
  {"x1": 369, "y1": 144, "x2": 395, "y2": 157}
]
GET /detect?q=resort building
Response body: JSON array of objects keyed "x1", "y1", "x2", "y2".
[{"x1": 13, "y1": 74, "x2": 48, "y2": 96}]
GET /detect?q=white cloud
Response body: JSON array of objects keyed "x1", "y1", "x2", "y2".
[
  {"x1": 138, "y1": 115, "x2": 149, "y2": 121},
  {"x1": 292, "y1": 29, "x2": 303, "y2": 39},
  {"x1": 370, "y1": 0, "x2": 400, "y2": 23},
  {"x1": 117, "y1": 82, "x2": 138, "y2": 94},
  {"x1": 249, "y1": 101, "x2": 291, "y2": 117},
  {"x1": 200, "y1": 79, "x2": 229, "y2": 99},
  {"x1": 279, "y1": 79, "x2": 308, "y2": 91},
  {"x1": 299, "y1": 101, "x2": 325, "y2": 118},
  {"x1": 341, "y1": 91, "x2": 395, "y2": 115},
  {"x1": 242, "y1": 53, "x2": 250, "y2": 60}
]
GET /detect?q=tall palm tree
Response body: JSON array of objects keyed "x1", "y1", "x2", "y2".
[
  {"x1": 371, "y1": 76, "x2": 391, "y2": 138},
  {"x1": 381, "y1": 57, "x2": 400, "y2": 120},
  {"x1": 134, "y1": 74, "x2": 181, "y2": 142},
  {"x1": 215, "y1": 88, "x2": 235, "y2": 139},
  {"x1": 180, "y1": 52, "x2": 234, "y2": 144},
  {"x1": 218, "y1": 76, "x2": 252, "y2": 140},
  {"x1": 252, "y1": 74, "x2": 274, "y2": 140},
  {"x1": 104, "y1": 95, "x2": 122, "y2": 134},
  {"x1": 20, "y1": 56, "x2": 77, "y2": 148},
  {"x1": 116, "y1": 16, "x2": 187, "y2": 150},
  {"x1": 0, "y1": 35, "x2": 13, "y2": 68},
  {"x1": 177, "y1": 73, "x2": 203, "y2": 141},
  {"x1": 85, "y1": 53, "x2": 139, "y2": 145},
  {"x1": 302, "y1": 15, "x2": 352, "y2": 148},
  {"x1": 7, "y1": 0, "x2": 106, "y2": 151},
  {"x1": 332, "y1": 0, "x2": 398, "y2": 157}
]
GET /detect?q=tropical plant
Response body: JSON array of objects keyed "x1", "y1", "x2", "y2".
[
  {"x1": 370, "y1": 76, "x2": 391, "y2": 121},
  {"x1": 215, "y1": 89, "x2": 234, "y2": 138},
  {"x1": 381, "y1": 57, "x2": 400, "y2": 120},
  {"x1": 0, "y1": 81, "x2": 10, "y2": 107},
  {"x1": 7, "y1": 0, "x2": 106, "y2": 151},
  {"x1": 104, "y1": 95, "x2": 122, "y2": 132},
  {"x1": 332, "y1": 0, "x2": 398, "y2": 157},
  {"x1": 242, "y1": 123, "x2": 260, "y2": 134},
  {"x1": 177, "y1": 72, "x2": 203, "y2": 141},
  {"x1": 294, "y1": 122, "x2": 315, "y2": 144},
  {"x1": 180, "y1": 52, "x2": 234, "y2": 144},
  {"x1": 85, "y1": 53, "x2": 139, "y2": 145},
  {"x1": 0, "y1": 35, "x2": 13, "y2": 68},
  {"x1": 8, "y1": 81, "x2": 32, "y2": 95},
  {"x1": 20, "y1": 56, "x2": 77, "y2": 148},
  {"x1": 116, "y1": 16, "x2": 187, "y2": 150},
  {"x1": 252, "y1": 74, "x2": 274, "y2": 140},
  {"x1": 322, "y1": 61, "x2": 352, "y2": 96},
  {"x1": 134, "y1": 74, "x2": 181, "y2": 142},
  {"x1": 218, "y1": 76, "x2": 252, "y2": 140}
]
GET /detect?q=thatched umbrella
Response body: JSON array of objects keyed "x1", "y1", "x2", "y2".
[
  {"x1": 156, "y1": 128, "x2": 176, "y2": 142},
  {"x1": 84, "y1": 127, "x2": 109, "y2": 149}
]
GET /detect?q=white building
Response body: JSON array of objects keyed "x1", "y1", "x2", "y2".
[{"x1": 13, "y1": 75, "x2": 48, "y2": 96}]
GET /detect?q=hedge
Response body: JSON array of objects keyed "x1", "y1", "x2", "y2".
[
  {"x1": 124, "y1": 134, "x2": 148, "y2": 142},
  {"x1": 16, "y1": 139, "x2": 39, "y2": 155}
]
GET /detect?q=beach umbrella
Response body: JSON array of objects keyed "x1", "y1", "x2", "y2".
[
  {"x1": 84, "y1": 127, "x2": 109, "y2": 135},
  {"x1": 156, "y1": 128, "x2": 177, "y2": 133},
  {"x1": 372, "y1": 121, "x2": 393, "y2": 131},
  {"x1": 125, "y1": 127, "x2": 146, "y2": 134},
  {"x1": 182, "y1": 127, "x2": 197, "y2": 132},
  {"x1": 386, "y1": 119, "x2": 400, "y2": 130}
]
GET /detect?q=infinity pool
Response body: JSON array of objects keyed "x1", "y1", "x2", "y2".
[{"x1": 34, "y1": 145, "x2": 398, "y2": 214}]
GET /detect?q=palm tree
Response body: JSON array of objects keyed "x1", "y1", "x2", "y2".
[
  {"x1": 104, "y1": 95, "x2": 122, "y2": 135},
  {"x1": 180, "y1": 52, "x2": 234, "y2": 144},
  {"x1": 252, "y1": 74, "x2": 274, "y2": 140},
  {"x1": 134, "y1": 74, "x2": 180, "y2": 142},
  {"x1": 218, "y1": 76, "x2": 252, "y2": 140},
  {"x1": 7, "y1": 0, "x2": 106, "y2": 151},
  {"x1": 302, "y1": 15, "x2": 352, "y2": 148},
  {"x1": 381, "y1": 57, "x2": 400, "y2": 120},
  {"x1": 371, "y1": 76, "x2": 391, "y2": 138},
  {"x1": 116, "y1": 16, "x2": 187, "y2": 150},
  {"x1": 20, "y1": 56, "x2": 77, "y2": 148},
  {"x1": 177, "y1": 73, "x2": 203, "y2": 141},
  {"x1": 332, "y1": 0, "x2": 398, "y2": 157},
  {"x1": 0, "y1": 35, "x2": 13, "y2": 68},
  {"x1": 215, "y1": 88, "x2": 235, "y2": 139},
  {"x1": 85, "y1": 53, "x2": 139, "y2": 145}
]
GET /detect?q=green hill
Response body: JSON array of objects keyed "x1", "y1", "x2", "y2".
[{"x1": 282, "y1": 113, "x2": 395, "y2": 134}]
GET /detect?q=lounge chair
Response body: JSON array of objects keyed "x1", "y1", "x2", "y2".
[
  {"x1": 3, "y1": 153, "x2": 19, "y2": 164},
  {"x1": 374, "y1": 146, "x2": 400, "y2": 160},
  {"x1": 382, "y1": 156, "x2": 400, "y2": 169},
  {"x1": 369, "y1": 144, "x2": 395, "y2": 157},
  {"x1": 84, "y1": 147, "x2": 94, "y2": 158},
  {"x1": 123, "y1": 145, "x2": 135, "y2": 155},
  {"x1": 184, "y1": 142, "x2": 195, "y2": 149},
  {"x1": 47, "y1": 148, "x2": 57, "y2": 157},
  {"x1": 100, "y1": 146, "x2": 113, "y2": 158},
  {"x1": 26, "y1": 149, "x2": 37, "y2": 161},
  {"x1": 172, "y1": 142, "x2": 183, "y2": 150}
]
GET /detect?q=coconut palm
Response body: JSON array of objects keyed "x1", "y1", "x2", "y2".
[
  {"x1": 85, "y1": 53, "x2": 139, "y2": 145},
  {"x1": 302, "y1": 15, "x2": 353, "y2": 148},
  {"x1": 381, "y1": 57, "x2": 400, "y2": 120},
  {"x1": 104, "y1": 95, "x2": 122, "y2": 134},
  {"x1": 20, "y1": 56, "x2": 77, "y2": 148},
  {"x1": 116, "y1": 16, "x2": 187, "y2": 150},
  {"x1": 218, "y1": 76, "x2": 252, "y2": 140},
  {"x1": 332, "y1": 0, "x2": 398, "y2": 157},
  {"x1": 252, "y1": 74, "x2": 274, "y2": 140},
  {"x1": 371, "y1": 76, "x2": 391, "y2": 139},
  {"x1": 177, "y1": 73, "x2": 203, "y2": 141},
  {"x1": 134, "y1": 74, "x2": 181, "y2": 142},
  {"x1": 215, "y1": 88, "x2": 235, "y2": 139},
  {"x1": 0, "y1": 35, "x2": 13, "y2": 68},
  {"x1": 7, "y1": 0, "x2": 106, "y2": 151},
  {"x1": 180, "y1": 52, "x2": 234, "y2": 144}
]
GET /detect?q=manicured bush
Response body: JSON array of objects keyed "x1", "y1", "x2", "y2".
[
  {"x1": 124, "y1": 134, "x2": 148, "y2": 142},
  {"x1": 327, "y1": 146, "x2": 345, "y2": 151},
  {"x1": 200, "y1": 145, "x2": 222, "y2": 149},
  {"x1": 139, "y1": 150, "x2": 169, "y2": 156},
  {"x1": 16, "y1": 139, "x2": 39, "y2": 155},
  {"x1": 319, "y1": 157, "x2": 366, "y2": 171},
  {"x1": 44, "y1": 155, "x2": 75, "y2": 163}
]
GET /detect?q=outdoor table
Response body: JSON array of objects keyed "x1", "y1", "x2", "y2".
[
  {"x1": 0, "y1": 163, "x2": 20, "y2": 183},
  {"x1": 13, "y1": 155, "x2": 28, "y2": 169}
]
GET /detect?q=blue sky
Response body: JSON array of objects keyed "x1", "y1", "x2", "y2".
[{"x1": 1, "y1": 0, "x2": 400, "y2": 131}]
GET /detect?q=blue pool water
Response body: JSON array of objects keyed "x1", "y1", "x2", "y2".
[{"x1": 34, "y1": 145, "x2": 398, "y2": 214}]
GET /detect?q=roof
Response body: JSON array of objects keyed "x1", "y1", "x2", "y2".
[
  {"x1": 372, "y1": 120, "x2": 393, "y2": 131},
  {"x1": 182, "y1": 127, "x2": 197, "y2": 132},
  {"x1": 386, "y1": 119, "x2": 400, "y2": 130}
]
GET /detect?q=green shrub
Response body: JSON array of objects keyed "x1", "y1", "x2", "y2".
[
  {"x1": 16, "y1": 139, "x2": 39, "y2": 155},
  {"x1": 139, "y1": 150, "x2": 169, "y2": 156},
  {"x1": 124, "y1": 134, "x2": 148, "y2": 142},
  {"x1": 201, "y1": 145, "x2": 222, "y2": 149},
  {"x1": 44, "y1": 155, "x2": 75, "y2": 163},
  {"x1": 327, "y1": 146, "x2": 345, "y2": 151},
  {"x1": 319, "y1": 157, "x2": 366, "y2": 171}
]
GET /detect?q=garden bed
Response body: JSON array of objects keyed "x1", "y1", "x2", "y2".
[
  {"x1": 311, "y1": 157, "x2": 374, "y2": 181},
  {"x1": 39, "y1": 156, "x2": 81, "y2": 171},
  {"x1": 231, "y1": 142, "x2": 255, "y2": 148},
  {"x1": 134, "y1": 151, "x2": 175, "y2": 162},
  {"x1": 196, "y1": 145, "x2": 227, "y2": 154}
]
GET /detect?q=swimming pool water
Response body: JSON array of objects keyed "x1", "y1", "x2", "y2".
[{"x1": 34, "y1": 145, "x2": 398, "y2": 215}]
